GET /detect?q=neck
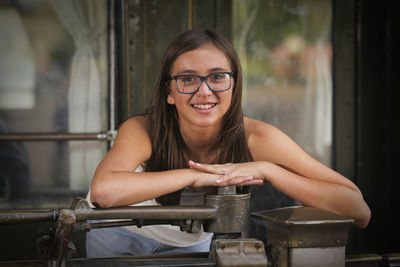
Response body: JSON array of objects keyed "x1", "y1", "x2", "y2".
[{"x1": 179, "y1": 122, "x2": 221, "y2": 163}]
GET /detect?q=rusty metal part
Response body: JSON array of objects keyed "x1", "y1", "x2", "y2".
[
  {"x1": 49, "y1": 209, "x2": 77, "y2": 267},
  {"x1": 0, "y1": 205, "x2": 216, "y2": 224},
  {"x1": 252, "y1": 206, "x2": 354, "y2": 247},
  {"x1": 66, "y1": 255, "x2": 216, "y2": 266},
  {"x1": 77, "y1": 219, "x2": 204, "y2": 234},
  {"x1": 209, "y1": 239, "x2": 268, "y2": 267},
  {"x1": 72, "y1": 205, "x2": 217, "y2": 221},
  {"x1": 252, "y1": 206, "x2": 354, "y2": 267},
  {"x1": 0, "y1": 210, "x2": 59, "y2": 224},
  {"x1": 204, "y1": 193, "x2": 250, "y2": 234}
]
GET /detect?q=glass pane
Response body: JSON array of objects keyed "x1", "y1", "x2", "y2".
[
  {"x1": 233, "y1": 0, "x2": 333, "y2": 165},
  {"x1": 0, "y1": 0, "x2": 108, "y2": 208}
]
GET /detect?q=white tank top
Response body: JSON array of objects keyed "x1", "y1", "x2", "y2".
[{"x1": 86, "y1": 166, "x2": 213, "y2": 247}]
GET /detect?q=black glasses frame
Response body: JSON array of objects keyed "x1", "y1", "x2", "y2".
[{"x1": 169, "y1": 72, "x2": 234, "y2": 94}]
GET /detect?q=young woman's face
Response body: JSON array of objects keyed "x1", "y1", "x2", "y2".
[{"x1": 167, "y1": 43, "x2": 233, "y2": 130}]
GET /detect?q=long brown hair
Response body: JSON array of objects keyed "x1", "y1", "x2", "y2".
[{"x1": 145, "y1": 29, "x2": 253, "y2": 204}]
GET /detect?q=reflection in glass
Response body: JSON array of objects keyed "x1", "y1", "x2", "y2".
[
  {"x1": 233, "y1": 0, "x2": 332, "y2": 165},
  {"x1": 0, "y1": 7, "x2": 35, "y2": 109},
  {"x1": 0, "y1": 0, "x2": 108, "y2": 207}
]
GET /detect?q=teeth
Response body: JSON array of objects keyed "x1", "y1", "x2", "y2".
[{"x1": 193, "y1": 104, "x2": 215, "y2": 109}]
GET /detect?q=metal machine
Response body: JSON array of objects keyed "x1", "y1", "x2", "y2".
[{"x1": 0, "y1": 186, "x2": 364, "y2": 267}]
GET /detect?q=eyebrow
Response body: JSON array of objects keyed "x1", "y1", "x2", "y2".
[{"x1": 175, "y1": 67, "x2": 230, "y2": 75}]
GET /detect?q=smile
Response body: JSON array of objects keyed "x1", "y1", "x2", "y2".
[{"x1": 191, "y1": 104, "x2": 216, "y2": 110}]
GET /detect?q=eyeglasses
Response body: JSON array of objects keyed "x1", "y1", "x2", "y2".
[{"x1": 169, "y1": 72, "x2": 234, "y2": 94}]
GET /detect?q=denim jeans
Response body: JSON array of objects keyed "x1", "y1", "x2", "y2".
[{"x1": 86, "y1": 226, "x2": 212, "y2": 258}]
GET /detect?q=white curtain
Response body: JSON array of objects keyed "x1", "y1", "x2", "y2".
[
  {"x1": 302, "y1": 12, "x2": 333, "y2": 160},
  {"x1": 0, "y1": 8, "x2": 35, "y2": 109},
  {"x1": 52, "y1": 0, "x2": 107, "y2": 190}
]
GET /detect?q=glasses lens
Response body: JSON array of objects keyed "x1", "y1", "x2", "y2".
[
  {"x1": 177, "y1": 76, "x2": 200, "y2": 93},
  {"x1": 207, "y1": 73, "x2": 231, "y2": 91}
]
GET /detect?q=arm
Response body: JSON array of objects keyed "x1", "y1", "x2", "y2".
[
  {"x1": 90, "y1": 116, "x2": 198, "y2": 207},
  {"x1": 190, "y1": 118, "x2": 371, "y2": 229},
  {"x1": 90, "y1": 116, "x2": 254, "y2": 207}
]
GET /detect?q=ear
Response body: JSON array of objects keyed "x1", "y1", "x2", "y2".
[
  {"x1": 165, "y1": 82, "x2": 175, "y2": 105},
  {"x1": 167, "y1": 93, "x2": 175, "y2": 105}
]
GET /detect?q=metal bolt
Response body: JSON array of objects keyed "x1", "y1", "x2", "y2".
[{"x1": 82, "y1": 223, "x2": 91, "y2": 233}]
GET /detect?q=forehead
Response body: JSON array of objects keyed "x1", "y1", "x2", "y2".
[{"x1": 171, "y1": 43, "x2": 231, "y2": 74}]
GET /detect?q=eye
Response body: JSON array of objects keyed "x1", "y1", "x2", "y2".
[
  {"x1": 209, "y1": 73, "x2": 226, "y2": 82},
  {"x1": 180, "y1": 76, "x2": 197, "y2": 84}
]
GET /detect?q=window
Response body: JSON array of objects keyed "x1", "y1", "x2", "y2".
[
  {"x1": 0, "y1": 0, "x2": 109, "y2": 208},
  {"x1": 233, "y1": 0, "x2": 333, "y2": 165}
]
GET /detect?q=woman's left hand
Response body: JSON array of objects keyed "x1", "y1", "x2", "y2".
[{"x1": 188, "y1": 160, "x2": 266, "y2": 186}]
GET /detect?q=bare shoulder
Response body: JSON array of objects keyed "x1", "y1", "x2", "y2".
[
  {"x1": 117, "y1": 115, "x2": 149, "y2": 141},
  {"x1": 109, "y1": 115, "x2": 152, "y2": 165},
  {"x1": 244, "y1": 116, "x2": 299, "y2": 162},
  {"x1": 244, "y1": 116, "x2": 283, "y2": 141}
]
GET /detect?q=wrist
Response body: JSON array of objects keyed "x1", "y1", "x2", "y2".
[
  {"x1": 259, "y1": 161, "x2": 273, "y2": 182},
  {"x1": 186, "y1": 168, "x2": 199, "y2": 187}
]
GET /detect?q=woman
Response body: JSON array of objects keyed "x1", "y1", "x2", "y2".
[{"x1": 86, "y1": 29, "x2": 370, "y2": 257}]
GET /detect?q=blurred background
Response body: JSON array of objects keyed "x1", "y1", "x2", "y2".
[{"x1": 0, "y1": 0, "x2": 398, "y2": 261}]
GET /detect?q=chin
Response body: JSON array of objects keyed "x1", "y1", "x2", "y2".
[{"x1": 194, "y1": 117, "x2": 222, "y2": 128}]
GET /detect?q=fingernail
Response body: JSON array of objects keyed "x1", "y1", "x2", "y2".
[{"x1": 216, "y1": 179, "x2": 221, "y2": 183}]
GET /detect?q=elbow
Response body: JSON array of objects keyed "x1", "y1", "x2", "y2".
[
  {"x1": 354, "y1": 203, "x2": 371, "y2": 229},
  {"x1": 90, "y1": 181, "x2": 116, "y2": 208}
]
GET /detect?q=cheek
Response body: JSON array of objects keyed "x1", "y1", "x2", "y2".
[
  {"x1": 168, "y1": 92, "x2": 192, "y2": 108},
  {"x1": 223, "y1": 91, "x2": 233, "y2": 107}
]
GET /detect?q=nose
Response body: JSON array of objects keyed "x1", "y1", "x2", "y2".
[{"x1": 196, "y1": 80, "x2": 212, "y2": 96}]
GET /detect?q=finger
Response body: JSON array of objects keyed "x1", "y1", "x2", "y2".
[
  {"x1": 188, "y1": 161, "x2": 227, "y2": 174},
  {"x1": 216, "y1": 171, "x2": 251, "y2": 183},
  {"x1": 188, "y1": 160, "x2": 196, "y2": 169},
  {"x1": 216, "y1": 175, "x2": 254, "y2": 185},
  {"x1": 217, "y1": 178, "x2": 264, "y2": 187},
  {"x1": 238, "y1": 179, "x2": 264, "y2": 186}
]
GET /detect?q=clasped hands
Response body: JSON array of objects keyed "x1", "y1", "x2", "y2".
[{"x1": 188, "y1": 160, "x2": 266, "y2": 188}]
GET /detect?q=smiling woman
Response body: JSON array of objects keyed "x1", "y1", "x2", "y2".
[
  {"x1": 167, "y1": 44, "x2": 233, "y2": 129},
  {"x1": 87, "y1": 29, "x2": 370, "y2": 258}
]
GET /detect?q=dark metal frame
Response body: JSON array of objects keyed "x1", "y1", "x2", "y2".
[{"x1": 0, "y1": 132, "x2": 115, "y2": 141}]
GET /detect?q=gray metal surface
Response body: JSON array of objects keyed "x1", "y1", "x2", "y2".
[
  {"x1": 204, "y1": 193, "x2": 250, "y2": 234},
  {"x1": 252, "y1": 206, "x2": 354, "y2": 247},
  {"x1": 290, "y1": 247, "x2": 345, "y2": 267},
  {"x1": 210, "y1": 239, "x2": 268, "y2": 267}
]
